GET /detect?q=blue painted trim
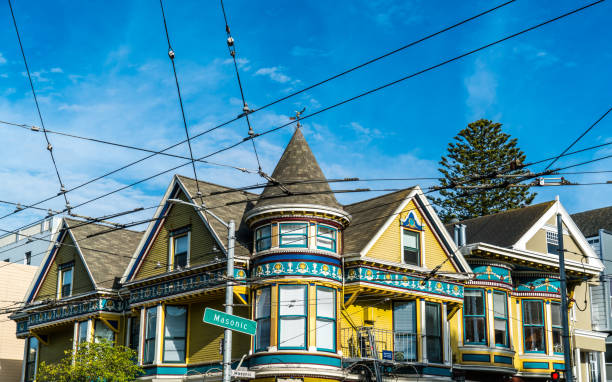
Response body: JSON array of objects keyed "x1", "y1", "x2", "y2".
[
  {"x1": 522, "y1": 299, "x2": 546, "y2": 354},
  {"x1": 523, "y1": 361, "x2": 549, "y2": 369},
  {"x1": 421, "y1": 366, "x2": 452, "y2": 377},
  {"x1": 142, "y1": 362, "x2": 228, "y2": 376},
  {"x1": 553, "y1": 363, "x2": 565, "y2": 370},
  {"x1": 462, "y1": 353, "x2": 490, "y2": 362},
  {"x1": 494, "y1": 355, "x2": 513, "y2": 365},
  {"x1": 249, "y1": 353, "x2": 341, "y2": 367},
  {"x1": 254, "y1": 253, "x2": 341, "y2": 266},
  {"x1": 401, "y1": 211, "x2": 423, "y2": 231}
]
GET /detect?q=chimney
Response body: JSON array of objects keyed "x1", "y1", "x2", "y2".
[{"x1": 460, "y1": 224, "x2": 467, "y2": 247}]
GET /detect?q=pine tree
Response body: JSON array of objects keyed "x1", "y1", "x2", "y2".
[{"x1": 432, "y1": 119, "x2": 536, "y2": 222}]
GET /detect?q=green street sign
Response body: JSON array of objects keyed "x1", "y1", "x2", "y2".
[{"x1": 203, "y1": 308, "x2": 256, "y2": 336}]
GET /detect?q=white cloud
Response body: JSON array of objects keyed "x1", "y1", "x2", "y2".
[
  {"x1": 464, "y1": 58, "x2": 498, "y2": 119},
  {"x1": 254, "y1": 66, "x2": 291, "y2": 83},
  {"x1": 50, "y1": 67, "x2": 63, "y2": 73},
  {"x1": 223, "y1": 57, "x2": 250, "y2": 71},
  {"x1": 0, "y1": 53, "x2": 6, "y2": 65},
  {"x1": 512, "y1": 44, "x2": 560, "y2": 68}
]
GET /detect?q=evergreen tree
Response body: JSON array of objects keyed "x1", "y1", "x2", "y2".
[{"x1": 432, "y1": 119, "x2": 536, "y2": 222}]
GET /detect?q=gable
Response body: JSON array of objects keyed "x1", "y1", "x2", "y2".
[
  {"x1": 133, "y1": 189, "x2": 220, "y2": 281},
  {"x1": 364, "y1": 198, "x2": 461, "y2": 274},
  {"x1": 525, "y1": 226, "x2": 586, "y2": 262},
  {"x1": 33, "y1": 232, "x2": 94, "y2": 302}
]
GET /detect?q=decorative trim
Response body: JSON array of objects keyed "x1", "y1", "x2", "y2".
[
  {"x1": 462, "y1": 354, "x2": 490, "y2": 362},
  {"x1": 494, "y1": 355, "x2": 513, "y2": 365},
  {"x1": 401, "y1": 211, "x2": 423, "y2": 231},
  {"x1": 248, "y1": 352, "x2": 342, "y2": 368},
  {"x1": 253, "y1": 261, "x2": 342, "y2": 282},
  {"x1": 522, "y1": 361, "x2": 549, "y2": 369}
]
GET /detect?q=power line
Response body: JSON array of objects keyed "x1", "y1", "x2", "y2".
[
  {"x1": 0, "y1": 0, "x2": 517, "y2": 223},
  {"x1": 545, "y1": 106, "x2": 612, "y2": 170},
  {"x1": 7, "y1": 0, "x2": 71, "y2": 212}
]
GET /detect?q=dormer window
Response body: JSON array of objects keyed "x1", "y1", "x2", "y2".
[
  {"x1": 402, "y1": 229, "x2": 420, "y2": 266},
  {"x1": 255, "y1": 225, "x2": 272, "y2": 252},
  {"x1": 169, "y1": 228, "x2": 190, "y2": 270},
  {"x1": 279, "y1": 223, "x2": 308, "y2": 248},
  {"x1": 316, "y1": 225, "x2": 337, "y2": 252},
  {"x1": 58, "y1": 262, "x2": 74, "y2": 299}
]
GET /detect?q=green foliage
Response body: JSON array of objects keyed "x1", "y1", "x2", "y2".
[
  {"x1": 432, "y1": 119, "x2": 536, "y2": 222},
  {"x1": 36, "y1": 340, "x2": 143, "y2": 382}
]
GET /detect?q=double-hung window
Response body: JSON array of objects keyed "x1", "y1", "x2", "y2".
[
  {"x1": 316, "y1": 225, "x2": 337, "y2": 252},
  {"x1": 25, "y1": 336, "x2": 38, "y2": 382},
  {"x1": 426, "y1": 302, "x2": 443, "y2": 364},
  {"x1": 172, "y1": 234, "x2": 189, "y2": 270},
  {"x1": 255, "y1": 225, "x2": 271, "y2": 252},
  {"x1": 402, "y1": 229, "x2": 420, "y2": 266},
  {"x1": 144, "y1": 307, "x2": 157, "y2": 364},
  {"x1": 163, "y1": 305, "x2": 187, "y2": 363},
  {"x1": 255, "y1": 287, "x2": 271, "y2": 351},
  {"x1": 493, "y1": 291, "x2": 509, "y2": 347},
  {"x1": 279, "y1": 223, "x2": 308, "y2": 248},
  {"x1": 129, "y1": 316, "x2": 140, "y2": 352},
  {"x1": 551, "y1": 302, "x2": 563, "y2": 353},
  {"x1": 523, "y1": 300, "x2": 546, "y2": 352},
  {"x1": 546, "y1": 231, "x2": 559, "y2": 255},
  {"x1": 393, "y1": 301, "x2": 417, "y2": 361},
  {"x1": 278, "y1": 285, "x2": 307, "y2": 349},
  {"x1": 463, "y1": 289, "x2": 486, "y2": 344},
  {"x1": 77, "y1": 321, "x2": 89, "y2": 345},
  {"x1": 94, "y1": 320, "x2": 116, "y2": 343},
  {"x1": 316, "y1": 287, "x2": 336, "y2": 351},
  {"x1": 58, "y1": 262, "x2": 73, "y2": 298}
]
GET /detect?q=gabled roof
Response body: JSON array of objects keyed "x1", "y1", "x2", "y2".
[
  {"x1": 256, "y1": 128, "x2": 343, "y2": 210},
  {"x1": 176, "y1": 175, "x2": 256, "y2": 257},
  {"x1": 64, "y1": 218, "x2": 142, "y2": 289},
  {"x1": 344, "y1": 188, "x2": 414, "y2": 254},
  {"x1": 571, "y1": 205, "x2": 612, "y2": 238},
  {"x1": 445, "y1": 201, "x2": 555, "y2": 247}
]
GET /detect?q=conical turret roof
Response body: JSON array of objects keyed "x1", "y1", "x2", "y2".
[{"x1": 256, "y1": 128, "x2": 343, "y2": 211}]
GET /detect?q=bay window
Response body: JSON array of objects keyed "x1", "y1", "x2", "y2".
[
  {"x1": 25, "y1": 336, "x2": 38, "y2": 382},
  {"x1": 402, "y1": 229, "x2": 420, "y2": 266},
  {"x1": 551, "y1": 302, "x2": 563, "y2": 353},
  {"x1": 255, "y1": 287, "x2": 271, "y2": 351},
  {"x1": 279, "y1": 223, "x2": 308, "y2": 248},
  {"x1": 94, "y1": 320, "x2": 116, "y2": 343},
  {"x1": 255, "y1": 225, "x2": 271, "y2": 252},
  {"x1": 316, "y1": 287, "x2": 336, "y2": 351},
  {"x1": 393, "y1": 301, "x2": 417, "y2": 361},
  {"x1": 493, "y1": 291, "x2": 509, "y2": 347},
  {"x1": 163, "y1": 305, "x2": 187, "y2": 363},
  {"x1": 278, "y1": 285, "x2": 307, "y2": 349},
  {"x1": 463, "y1": 289, "x2": 487, "y2": 344},
  {"x1": 426, "y1": 302, "x2": 442, "y2": 364},
  {"x1": 316, "y1": 225, "x2": 337, "y2": 252},
  {"x1": 144, "y1": 307, "x2": 157, "y2": 364},
  {"x1": 523, "y1": 300, "x2": 545, "y2": 352},
  {"x1": 77, "y1": 320, "x2": 88, "y2": 344}
]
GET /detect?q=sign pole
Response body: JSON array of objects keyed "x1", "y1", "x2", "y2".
[{"x1": 223, "y1": 220, "x2": 235, "y2": 382}]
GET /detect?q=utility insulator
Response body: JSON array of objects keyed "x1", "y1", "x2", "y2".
[
  {"x1": 47, "y1": 143, "x2": 52, "y2": 151},
  {"x1": 227, "y1": 36, "x2": 234, "y2": 47},
  {"x1": 31, "y1": 125, "x2": 40, "y2": 131},
  {"x1": 168, "y1": 49, "x2": 175, "y2": 60}
]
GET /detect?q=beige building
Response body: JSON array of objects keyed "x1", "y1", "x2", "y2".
[{"x1": 0, "y1": 263, "x2": 37, "y2": 381}]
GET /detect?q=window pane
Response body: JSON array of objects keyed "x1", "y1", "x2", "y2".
[
  {"x1": 494, "y1": 318, "x2": 507, "y2": 346},
  {"x1": 551, "y1": 303, "x2": 562, "y2": 327},
  {"x1": 164, "y1": 339, "x2": 186, "y2": 362},
  {"x1": 62, "y1": 268, "x2": 72, "y2": 285},
  {"x1": 317, "y1": 288, "x2": 335, "y2": 318},
  {"x1": 94, "y1": 320, "x2": 115, "y2": 343},
  {"x1": 280, "y1": 224, "x2": 307, "y2": 247},
  {"x1": 465, "y1": 317, "x2": 486, "y2": 343},
  {"x1": 394, "y1": 301, "x2": 416, "y2": 333},
  {"x1": 144, "y1": 340, "x2": 155, "y2": 364},
  {"x1": 27, "y1": 337, "x2": 38, "y2": 362},
  {"x1": 493, "y1": 292, "x2": 507, "y2": 317},
  {"x1": 256, "y1": 318, "x2": 270, "y2": 350},
  {"x1": 464, "y1": 289, "x2": 484, "y2": 315},
  {"x1": 426, "y1": 303, "x2": 442, "y2": 363},
  {"x1": 523, "y1": 301, "x2": 543, "y2": 325},
  {"x1": 78, "y1": 321, "x2": 88, "y2": 343},
  {"x1": 553, "y1": 328, "x2": 563, "y2": 353},
  {"x1": 281, "y1": 224, "x2": 307, "y2": 235},
  {"x1": 256, "y1": 226, "x2": 271, "y2": 251},
  {"x1": 403, "y1": 230, "x2": 418, "y2": 249},
  {"x1": 129, "y1": 317, "x2": 140, "y2": 351},
  {"x1": 316, "y1": 319, "x2": 334, "y2": 350},
  {"x1": 256, "y1": 288, "x2": 271, "y2": 319},
  {"x1": 146, "y1": 308, "x2": 157, "y2": 340},
  {"x1": 524, "y1": 326, "x2": 545, "y2": 352},
  {"x1": 279, "y1": 317, "x2": 305, "y2": 348},
  {"x1": 318, "y1": 226, "x2": 335, "y2": 238},
  {"x1": 175, "y1": 235, "x2": 188, "y2": 254},
  {"x1": 279, "y1": 285, "x2": 306, "y2": 316},
  {"x1": 164, "y1": 306, "x2": 186, "y2": 362},
  {"x1": 317, "y1": 236, "x2": 334, "y2": 250}
]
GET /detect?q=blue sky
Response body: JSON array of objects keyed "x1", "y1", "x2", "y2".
[{"x1": 0, "y1": 0, "x2": 610, "y2": 231}]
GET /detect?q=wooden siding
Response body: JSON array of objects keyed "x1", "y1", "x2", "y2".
[
  {"x1": 34, "y1": 234, "x2": 94, "y2": 302},
  {"x1": 38, "y1": 325, "x2": 73, "y2": 365},
  {"x1": 525, "y1": 229, "x2": 584, "y2": 262},
  {"x1": 135, "y1": 191, "x2": 219, "y2": 281},
  {"x1": 365, "y1": 199, "x2": 458, "y2": 273}
]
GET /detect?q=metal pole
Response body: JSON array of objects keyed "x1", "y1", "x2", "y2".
[
  {"x1": 223, "y1": 220, "x2": 235, "y2": 382},
  {"x1": 557, "y1": 213, "x2": 573, "y2": 382}
]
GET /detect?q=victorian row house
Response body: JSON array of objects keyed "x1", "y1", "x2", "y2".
[{"x1": 9, "y1": 127, "x2": 607, "y2": 382}]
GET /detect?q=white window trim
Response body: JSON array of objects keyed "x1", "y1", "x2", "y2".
[
  {"x1": 278, "y1": 222, "x2": 309, "y2": 249},
  {"x1": 400, "y1": 226, "x2": 426, "y2": 268},
  {"x1": 315, "y1": 224, "x2": 338, "y2": 253},
  {"x1": 168, "y1": 231, "x2": 191, "y2": 271},
  {"x1": 155, "y1": 304, "x2": 163, "y2": 364},
  {"x1": 546, "y1": 302, "x2": 554, "y2": 356},
  {"x1": 22, "y1": 336, "x2": 39, "y2": 382},
  {"x1": 138, "y1": 307, "x2": 146, "y2": 365}
]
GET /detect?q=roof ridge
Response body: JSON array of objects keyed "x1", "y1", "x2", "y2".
[
  {"x1": 343, "y1": 187, "x2": 415, "y2": 207},
  {"x1": 176, "y1": 174, "x2": 259, "y2": 197},
  {"x1": 452, "y1": 200, "x2": 555, "y2": 224},
  {"x1": 63, "y1": 217, "x2": 143, "y2": 234},
  {"x1": 571, "y1": 205, "x2": 612, "y2": 216}
]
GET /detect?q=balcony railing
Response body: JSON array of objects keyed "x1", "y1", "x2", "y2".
[{"x1": 340, "y1": 326, "x2": 418, "y2": 363}]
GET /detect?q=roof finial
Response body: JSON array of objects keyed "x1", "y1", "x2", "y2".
[{"x1": 289, "y1": 107, "x2": 306, "y2": 130}]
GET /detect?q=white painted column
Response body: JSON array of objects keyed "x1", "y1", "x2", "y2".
[
  {"x1": 138, "y1": 307, "x2": 146, "y2": 365},
  {"x1": 486, "y1": 290, "x2": 494, "y2": 346},
  {"x1": 155, "y1": 304, "x2": 163, "y2": 364},
  {"x1": 600, "y1": 350, "x2": 607, "y2": 382},
  {"x1": 126, "y1": 317, "x2": 132, "y2": 347},
  {"x1": 507, "y1": 294, "x2": 514, "y2": 351},
  {"x1": 72, "y1": 321, "x2": 79, "y2": 352},
  {"x1": 20, "y1": 338, "x2": 28, "y2": 382},
  {"x1": 442, "y1": 303, "x2": 450, "y2": 365},
  {"x1": 516, "y1": 301, "x2": 523, "y2": 355},
  {"x1": 545, "y1": 302, "x2": 553, "y2": 356},
  {"x1": 420, "y1": 299, "x2": 427, "y2": 363},
  {"x1": 86, "y1": 318, "x2": 93, "y2": 342},
  {"x1": 575, "y1": 347, "x2": 582, "y2": 382}
]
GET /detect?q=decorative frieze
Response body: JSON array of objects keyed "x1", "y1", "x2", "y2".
[{"x1": 252, "y1": 260, "x2": 343, "y2": 282}]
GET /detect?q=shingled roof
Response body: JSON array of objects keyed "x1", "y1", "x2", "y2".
[
  {"x1": 64, "y1": 218, "x2": 142, "y2": 289},
  {"x1": 176, "y1": 175, "x2": 256, "y2": 257},
  {"x1": 444, "y1": 201, "x2": 555, "y2": 247},
  {"x1": 571, "y1": 205, "x2": 612, "y2": 238},
  {"x1": 343, "y1": 188, "x2": 415, "y2": 254},
  {"x1": 255, "y1": 128, "x2": 343, "y2": 211}
]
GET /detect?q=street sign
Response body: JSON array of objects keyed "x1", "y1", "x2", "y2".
[
  {"x1": 232, "y1": 369, "x2": 256, "y2": 379},
  {"x1": 203, "y1": 308, "x2": 256, "y2": 336},
  {"x1": 382, "y1": 350, "x2": 393, "y2": 360}
]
